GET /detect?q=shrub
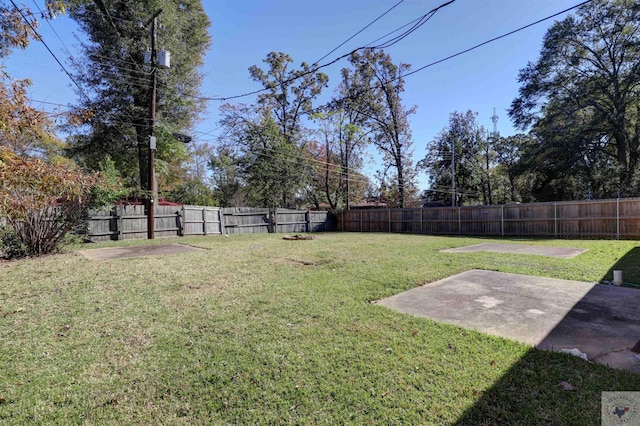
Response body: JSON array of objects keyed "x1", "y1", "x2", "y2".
[{"x1": 0, "y1": 147, "x2": 110, "y2": 258}]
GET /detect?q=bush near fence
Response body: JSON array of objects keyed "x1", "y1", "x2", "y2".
[
  {"x1": 339, "y1": 198, "x2": 640, "y2": 240},
  {"x1": 85, "y1": 205, "x2": 336, "y2": 242}
]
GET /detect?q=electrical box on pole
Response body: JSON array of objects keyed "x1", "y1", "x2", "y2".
[{"x1": 158, "y1": 49, "x2": 170, "y2": 68}]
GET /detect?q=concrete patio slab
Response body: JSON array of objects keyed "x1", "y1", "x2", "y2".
[
  {"x1": 78, "y1": 243, "x2": 204, "y2": 261},
  {"x1": 376, "y1": 269, "x2": 640, "y2": 373},
  {"x1": 441, "y1": 242, "x2": 586, "y2": 258}
]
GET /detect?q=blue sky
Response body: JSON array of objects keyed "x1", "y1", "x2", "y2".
[{"x1": 4, "y1": 0, "x2": 585, "y2": 188}]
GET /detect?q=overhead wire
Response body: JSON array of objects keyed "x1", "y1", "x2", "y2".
[
  {"x1": 22, "y1": 0, "x2": 592, "y2": 199},
  {"x1": 194, "y1": 0, "x2": 590, "y2": 104},
  {"x1": 31, "y1": 0, "x2": 76, "y2": 63},
  {"x1": 402, "y1": 0, "x2": 593, "y2": 79},
  {"x1": 9, "y1": 0, "x2": 91, "y2": 103},
  {"x1": 372, "y1": 4, "x2": 445, "y2": 49},
  {"x1": 314, "y1": 0, "x2": 406, "y2": 65},
  {"x1": 194, "y1": 0, "x2": 457, "y2": 102}
]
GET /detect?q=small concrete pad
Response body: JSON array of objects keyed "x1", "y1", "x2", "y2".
[
  {"x1": 78, "y1": 243, "x2": 203, "y2": 261},
  {"x1": 376, "y1": 270, "x2": 640, "y2": 373},
  {"x1": 441, "y1": 243, "x2": 586, "y2": 258}
]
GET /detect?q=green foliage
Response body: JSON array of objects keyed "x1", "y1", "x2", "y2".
[
  {"x1": 208, "y1": 144, "x2": 244, "y2": 207},
  {"x1": 309, "y1": 110, "x2": 368, "y2": 210},
  {"x1": 89, "y1": 155, "x2": 127, "y2": 207},
  {"x1": 344, "y1": 49, "x2": 417, "y2": 207},
  {"x1": 0, "y1": 224, "x2": 27, "y2": 258},
  {"x1": 218, "y1": 52, "x2": 328, "y2": 208},
  {"x1": 509, "y1": 0, "x2": 640, "y2": 195},
  {"x1": 59, "y1": 0, "x2": 211, "y2": 191},
  {"x1": 170, "y1": 177, "x2": 217, "y2": 206},
  {"x1": 420, "y1": 110, "x2": 491, "y2": 206}
]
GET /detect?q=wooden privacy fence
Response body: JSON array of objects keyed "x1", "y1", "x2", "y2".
[
  {"x1": 86, "y1": 205, "x2": 335, "y2": 242},
  {"x1": 339, "y1": 198, "x2": 640, "y2": 239}
]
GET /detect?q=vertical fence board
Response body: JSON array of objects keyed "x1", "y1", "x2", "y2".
[
  {"x1": 68, "y1": 198, "x2": 640, "y2": 241},
  {"x1": 335, "y1": 198, "x2": 640, "y2": 240}
]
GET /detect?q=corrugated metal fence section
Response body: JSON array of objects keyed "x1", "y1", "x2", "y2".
[
  {"x1": 86, "y1": 205, "x2": 336, "y2": 242},
  {"x1": 339, "y1": 198, "x2": 640, "y2": 239}
]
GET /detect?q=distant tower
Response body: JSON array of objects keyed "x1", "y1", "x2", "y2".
[{"x1": 491, "y1": 107, "x2": 499, "y2": 140}]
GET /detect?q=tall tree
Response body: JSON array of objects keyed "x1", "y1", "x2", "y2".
[
  {"x1": 332, "y1": 66, "x2": 373, "y2": 209},
  {"x1": 219, "y1": 53, "x2": 327, "y2": 208},
  {"x1": 419, "y1": 111, "x2": 489, "y2": 206},
  {"x1": 493, "y1": 134, "x2": 535, "y2": 203},
  {"x1": 509, "y1": 0, "x2": 640, "y2": 194},
  {"x1": 309, "y1": 109, "x2": 367, "y2": 210},
  {"x1": 345, "y1": 49, "x2": 417, "y2": 208},
  {"x1": 207, "y1": 143, "x2": 245, "y2": 207},
  {"x1": 57, "y1": 0, "x2": 211, "y2": 190}
]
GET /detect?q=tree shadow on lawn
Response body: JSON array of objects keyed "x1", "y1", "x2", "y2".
[
  {"x1": 453, "y1": 271, "x2": 640, "y2": 425},
  {"x1": 601, "y1": 246, "x2": 640, "y2": 285},
  {"x1": 453, "y1": 346, "x2": 639, "y2": 425}
]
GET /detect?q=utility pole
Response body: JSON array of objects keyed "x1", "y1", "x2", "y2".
[{"x1": 146, "y1": 9, "x2": 162, "y2": 239}]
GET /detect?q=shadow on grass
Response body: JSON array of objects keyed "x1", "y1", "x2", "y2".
[
  {"x1": 453, "y1": 278, "x2": 640, "y2": 424},
  {"x1": 452, "y1": 345, "x2": 639, "y2": 425},
  {"x1": 601, "y1": 247, "x2": 640, "y2": 285}
]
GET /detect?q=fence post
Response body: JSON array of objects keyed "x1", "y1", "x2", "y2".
[
  {"x1": 219, "y1": 208, "x2": 225, "y2": 235},
  {"x1": 360, "y1": 210, "x2": 363, "y2": 232},
  {"x1": 306, "y1": 210, "x2": 310, "y2": 233},
  {"x1": 616, "y1": 198, "x2": 620, "y2": 240},
  {"x1": 274, "y1": 208, "x2": 278, "y2": 233},
  {"x1": 458, "y1": 207, "x2": 461, "y2": 235},
  {"x1": 388, "y1": 209, "x2": 391, "y2": 233},
  {"x1": 202, "y1": 208, "x2": 208, "y2": 236},
  {"x1": 116, "y1": 204, "x2": 124, "y2": 240},
  {"x1": 178, "y1": 205, "x2": 185, "y2": 236},
  {"x1": 552, "y1": 203, "x2": 556, "y2": 238},
  {"x1": 501, "y1": 205, "x2": 504, "y2": 237}
]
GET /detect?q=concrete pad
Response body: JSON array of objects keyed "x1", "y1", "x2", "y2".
[
  {"x1": 78, "y1": 243, "x2": 203, "y2": 261},
  {"x1": 441, "y1": 243, "x2": 586, "y2": 258},
  {"x1": 376, "y1": 270, "x2": 640, "y2": 373}
]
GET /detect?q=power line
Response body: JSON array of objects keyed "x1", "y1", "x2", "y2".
[
  {"x1": 372, "y1": 4, "x2": 446, "y2": 50},
  {"x1": 196, "y1": 0, "x2": 456, "y2": 102},
  {"x1": 314, "y1": 0, "x2": 406, "y2": 65},
  {"x1": 363, "y1": 15, "x2": 423, "y2": 48},
  {"x1": 31, "y1": 0, "x2": 76, "y2": 62},
  {"x1": 293, "y1": 0, "x2": 595, "y2": 122},
  {"x1": 402, "y1": 0, "x2": 593, "y2": 79},
  {"x1": 196, "y1": 0, "x2": 590, "y2": 104},
  {"x1": 9, "y1": 0, "x2": 91, "y2": 103}
]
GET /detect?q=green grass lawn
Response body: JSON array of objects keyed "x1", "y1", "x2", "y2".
[{"x1": 1, "y1": 233, "x2": 640, "y2": 425}]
